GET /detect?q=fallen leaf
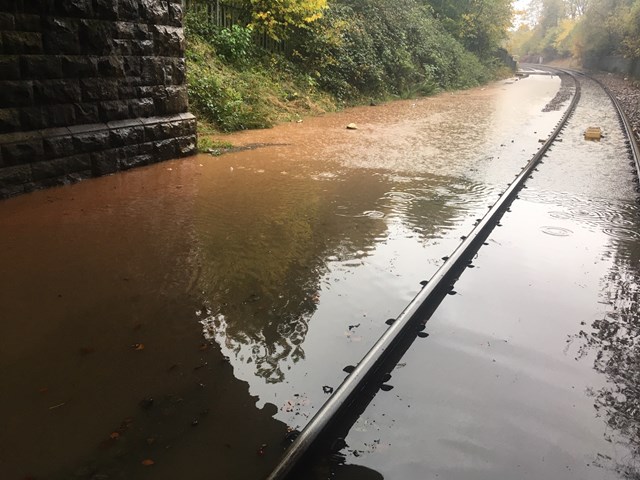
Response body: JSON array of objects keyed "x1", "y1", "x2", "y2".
[
  {"x1": 142, "y1": 459, "x2": 155, "y2": 466},
  {"x1": 110, "y1": 432, "x2": 120, "y2": 440},
  {"x1": 131, "y1": 343, "x2": 145, "y2": 351}
]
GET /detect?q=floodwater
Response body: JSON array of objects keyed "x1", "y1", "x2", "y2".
[
  {"x1": 2, "y1": 73, "x2": 633, "y2": 480},
  {"x1": 301, "y1": 77, "x2": 640, "y2": 479}
]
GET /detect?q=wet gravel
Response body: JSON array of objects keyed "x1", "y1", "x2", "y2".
[{"x1": 594, "y1": 73, "x2": 640, "y2": 143}]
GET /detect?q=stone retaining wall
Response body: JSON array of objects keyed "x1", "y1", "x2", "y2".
[{"x1": 0, "y1": 0, "x2": 197, "y2": 199}]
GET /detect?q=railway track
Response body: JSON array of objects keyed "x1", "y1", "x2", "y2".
[{"x1": 265, "y1": 68, "x2": 640, "y2": 480}]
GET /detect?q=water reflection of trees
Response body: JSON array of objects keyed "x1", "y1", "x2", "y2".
[
  {"x1": 578, "y1": 237, "x2": 640, "y2": 478},
  {"x1": 194, "y1": 164, "x2": 468, "y2": 384},
  {"x1": 195, "y1": 168, "x2": 391, "y2": 383}
]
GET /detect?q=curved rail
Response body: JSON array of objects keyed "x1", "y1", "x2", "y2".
[
  {"x1": 265, "y1": 70, "x2": 582, "y2": 480},
  {"x1": 589, "y1": 73, "x2": 640, "y2": 179}
]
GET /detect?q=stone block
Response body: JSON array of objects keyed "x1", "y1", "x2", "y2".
[
  {"x1": 144, "y1": 122, "x2": 162, "y2": 141},
  {"x1": 118, "y1": 84, "x2": 136, "y2": 99},
  {"x1": 133, "y1": 23, "x2": 150, "y2": 40},
  {"x1": 43, "y1": 17, "x2": 80, "y2": 54},
  {"x1": 0, "y1": 12, "x2": 15, "y2": 30},
  {"x1": 79, "y1": 19, "x2": 114, "y2": 55},
  {"x1": 44, "y1": 104, "x2": 76, "y2": 127},
  {"x1": 114, "y1": 21, "x2": 135, "y2": 39},
  {"x1": 109, "y1": 125, "x2": 144, "y2": 147},
  {"x1": 0, "y1": 108, "x2": 20, "y2": 133},
  {"x1": 43, "y1": 134, "x2": 75, "y2": 158},
  {"x1": 73, "y1": 129, "x2": 110, "y2": 153},
  {"x1": 0, "y1": 184, "x2": 24, "y2": 198},
  {"x1": 131, "y1": 39, "x2": 153, "y2": 55},
  {"x1": 2, "y1": 31, "x2": 43, "y2": 54},
  {"x1": 1, "y1": 138, "x2": 44, "y2": 165},
  {"x1": 66, "y1": 170, "x2": 92, "y2": 182},
  {"x1": 154, "y1": 138, "x2": 176, "y2": 160},
  {"x1": 164, "y1": 85, "x2": 188, "y2": 114},
  {"x1": 94, "y1": 0, "x2": 119, "y2": 20},
  {"x1": 55, "y1": 0, "x2": 93, "y2": 17},
  {"x1": 31, "y1": 154, "x2": 92, "y2": 180},
  {"x1": 122, "y1": 56, "x2": 141, "y2": 76},
  {"x1": 91, "y1": 147, "x2": 122, "y2": 175},
  {"x1": 118, "y1": 0, "x2": 139, "y2": 20},
  {"x1": 43, "y1": 31, "x2": 80, "y2": 54},
  {"x1": 33, "y1": 80, "x2": 81, "y2": 104},
  {"x1": 141, "y1": 0, "x2": 169, "y2": 24},
  {"x1": 129, "y1": 97, "x2": 155, "y2": 118},
  {"x1": 19, "y1": 107, "x2": 45, "y2": 131},
  {"x1": 153, "y1": 25, "x2": 184, "y2": 56},
  {"x1": 141, "y1": 56, "x2": 164, "y2": 84},
  {"x1": 177, "y1": 134, "x2": 196, "y2": 156},
  {"x1": 121, "y1": 144, "x2": 138, "y2": 158},
  {"x1": 0, "y1": 55, "x2": 20, "y2": 80},
  {"x1": 14, "y1": 13, "x2": 41, "y2": 31},
  {"x1": 112, "y1": 39, "x2": 132, "y2": 55},
  {"x1": 120, "y1": 153, "x2": 151, "y2": 170},
  {"x1": 0, "y1": 81, "x2": 33, "y2": 108},
  {"x1": 138, "y1": 140, "x2": 154, "y2": 155},
  {"x1": 81, "y1": 78, "x2": 118, "y2": 101},
  {"x1": 61, "y1": 56, "x2": 97, "y2": 77},
  {"x1": 20, "y1": 55, "x2": 63, "y2": 79},
  {"x1": 0, "y1": 164, "x2": 31, "y2": 187},
  {"x1": 168, "y1": 2, "x2": 183, "y2": 27},
  {"x1": 74, "y1": 103, "x2": 100, "y2": 124},
  {"x1": 99, "y1": 100, "x2": 129, "y2": 122},
  {"x1": 97, "y1": 56, "x2": 125, "y2": 77},
  {"x1": 171, "y1": 57, "x2": 186, "y2": 84}
]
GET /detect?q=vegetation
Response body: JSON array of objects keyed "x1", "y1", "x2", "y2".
[
  {"x1": 185, "y1": 0, "x2": 515, "y2": 134},
  {"x1": 509, "y1": 0, "x2": 640, "y2": 64}
]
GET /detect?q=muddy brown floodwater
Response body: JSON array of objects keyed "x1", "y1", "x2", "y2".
[{"x1": 0, "y1": 75, "x2": 596, "y2": 480}]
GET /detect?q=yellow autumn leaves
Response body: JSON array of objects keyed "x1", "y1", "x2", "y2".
[{"x1": 247, "y1": 0, "x2": 328, "y2": 40}]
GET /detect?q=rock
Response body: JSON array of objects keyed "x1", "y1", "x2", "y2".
[{"x1": 346, "y1": 123, "x2": 358, "y2": 130}]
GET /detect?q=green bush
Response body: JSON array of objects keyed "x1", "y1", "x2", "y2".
[{"x1": 290, "y1": 0, "x2": 493, "y2": 101}]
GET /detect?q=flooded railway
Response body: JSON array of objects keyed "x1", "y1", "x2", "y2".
[{"x1": 1, "y1": 72, "x2": 638, "y2": 480}]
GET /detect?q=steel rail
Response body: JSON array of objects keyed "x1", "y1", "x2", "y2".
[
  {"x1": 265, "y1": 69, "x2": 582, "y2": 480},
  {"x1": 589, "y1": 73, "x2": 640, "y2": 179}
]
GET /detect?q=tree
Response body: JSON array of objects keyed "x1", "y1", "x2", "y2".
[{"x1": 246, "y1": 0, "x2": 328, "y2": 40}]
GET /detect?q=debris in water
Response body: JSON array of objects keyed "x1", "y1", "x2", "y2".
[
  {"x1": 348, "y1": 324, "x2": 360, "y2": 331},
  {"x1": 385, "y1": 318, "x2": 395, "y2": 325},
  {"x1": 141, "y1": 459, "x2": 155, "y2": 466},
  {"x1": 109, "y1": 432, "x2": 120, "y2": 440},
  {"x1": 323, "y1": 386, "x2": 334, "y2": 394},
  {"x1": 330, "y1": 437, "x2": 348, "y2": 452},
  {"x1": 343, "y1": 365, "x2": 356, "y2": 374},
  {"x1": 131, "y1": 343, "x2": 144, "y2": 351},
  {"x1": 380, "y1": 384, "x2": 394, "y2": 392},
  {"x1": 191, "y1": 419, "x2": 199, "y2": 427},
  {"x1": 257, "y1": 443, "x2": 268, "y2": 455},
  {"x1": 49, "y1": 402, "x2": 66, "y2": 410},
  {"x1": 417, "y1": 332, "x2": 430, "y2": 338}
]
